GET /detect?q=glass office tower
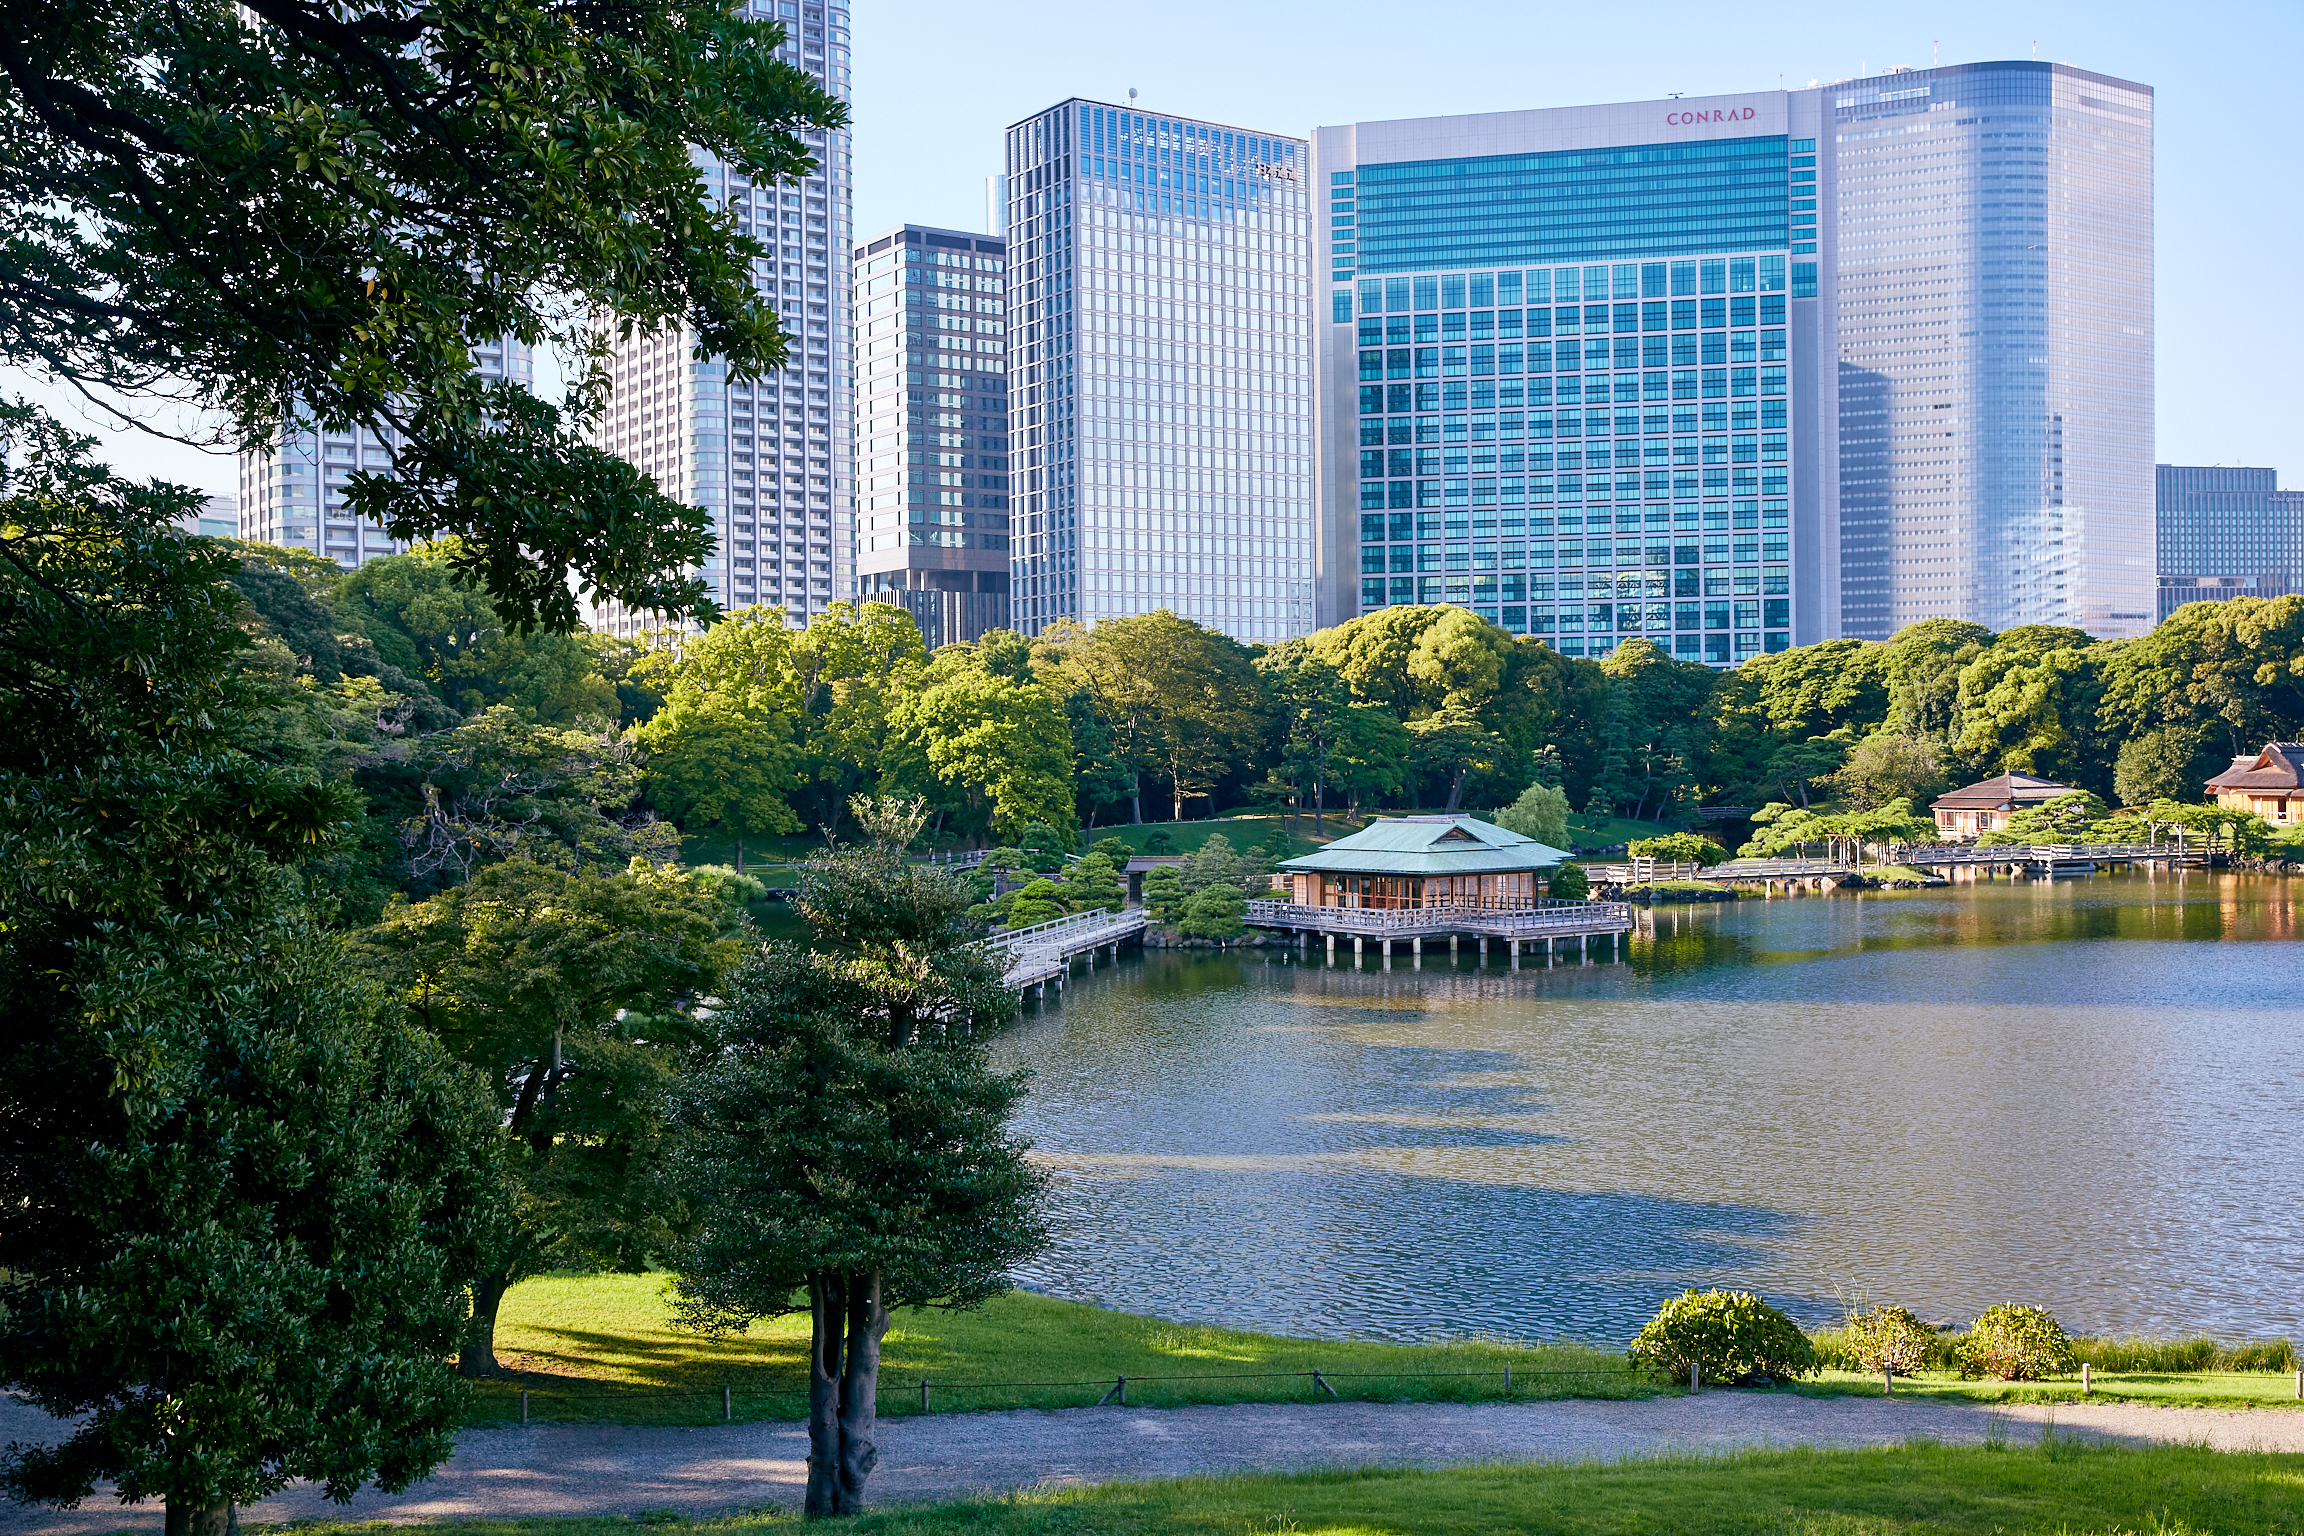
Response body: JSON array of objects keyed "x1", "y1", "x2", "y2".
[
  {"x1": 1005, "y1": 99, "x2": 1314, "y2": 642},
  {"x1": 1833, "y1": 62, "x2": 2153, "y2": 640},
  {"x1": 589, "y1": 0, "x2": 853, "y2": 638},
  {"x1": 236, "y1": 339, "x2": 529, "y2": 567},
  {"x1": 2155, "y1": 465, "x2": 2302, "y2": 620},
  {"x1": 853, "y1": 225, "x2": 1011, "y2": 647},
  {"x1": 1313, "y1": 94, "x2": 1837, "y2": 663}
]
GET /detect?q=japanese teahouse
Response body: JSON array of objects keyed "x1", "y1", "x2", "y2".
[
  {"x1": 1251, "y1": 814, "x2": 1631, "y2": 962},
  {"x1": 1278, "y1": 815, "x2": 1568, "y2": 909}
]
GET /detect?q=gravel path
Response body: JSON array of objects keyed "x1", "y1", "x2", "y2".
[{"x1": 5, "y1": 1393, "x2": 2300, "y2": 1534}]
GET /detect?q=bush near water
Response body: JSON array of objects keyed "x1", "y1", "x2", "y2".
[{"x1": 1628, "y1": 1290, "x2": 1820, "y2": 1385}]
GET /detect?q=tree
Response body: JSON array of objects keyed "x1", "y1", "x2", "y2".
[
  {"x1": 351, "y1": 858, "x2": 739, "y2": 1372},
  {"x1": 1065, "y1": 852, "x2": 1126, "y2": 914},
  {"x1": 1882, "y1": 619, "x2": 1995, "y2": 740},
  {"x1": 1408, "y1": 701, "x2": 1512, "y2": 811},
  {"x1": 1141, "y1": 864, "x2": 1188, "y2": 921},
  {"x1": 631, "y1": 608, "x2": 806, "y2": 857},
  {"x1": 4, "y1": 0, "x2": 845, "y2": 629},
  {"x1": 1978, "y1": 791, "x2": 2111, "y2": 847},
  {"x1": 1003, "y1": 877, "x2": 1067, "y2": 928},
  {"x1": 1547, "y1": 864, "x2": 1590, "y2": 899},
  {"x1": 0, "y1": 406, "x2": 508, "y2": 1535},
  {"x1": 1627, "y1": 832, "x2": 1727, "y2": 868},
  {"x1": 1952, "y1": 627, "x2": 2106, "y2": 788},
  {"x1": 788, "y1": 602, "x2": 929, "y2": 838},
  {"x1": 668, "y1": 798, "x2": 1046, "y2": 1517},
  {"x1": 1257, "y1": 643, "x2": 1357, "y2": 836},
  {"x1": 1178, "y1": 883, "x2": 1248, "y2": 940},
  {"x1": 885, "y1": 645, "x2": 1075, "y2": 844},
  {"x1": 1328, "y1": 703, "x2": 1413, "y2": 815},
  {"x1": 1590, "y1": 639, "x2": 1716, "y2": 821},
  {"x1": 1058, "y1": 611, "x2": 1263, "y2": 821},
  {"x1": 1494, "y1": 783, "x2": 1572, "y2": 848},
  {"x1": 2098, "y1": 596, "x2": 2304, "y2": 760},
  {"x1": 1829, "y1": 731, "x2": 1947, "y2": 813},
  {"x1": 2113, "y1": 725, "x2": 2224, "y2": 808},
  {"x1": 1763, "y1": 737, "x2": 1848, "y2": 810},
  {"x1": 398, "y1": 706, "x2": 680, "y2": 885}
]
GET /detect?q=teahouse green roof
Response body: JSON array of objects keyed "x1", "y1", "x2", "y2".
[{"x1": 1279, "y1": 815, "x2": 1569, "y2": 877}]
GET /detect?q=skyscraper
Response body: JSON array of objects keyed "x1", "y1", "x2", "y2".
[
  {"x1": 853, "y1": 225, "x2": 1011, "y2": 648},
  {"x1": 1832, "y1": 62, "x2": 2154, "y2": 641},
  {"x1": 2155, "y1": 465, "x2": 2303, "y2": 621},
  {"x1": 1312, "y1": 94, "x2": 1837, "y2": 664},
  {"x1": 1004, "y1": 99, "x2": 1315, "y2": 643},
  {"x1": 589, "y1": 0, "x2": 854, "y2": 639},
  {"x1": 235, "y1": 339, "x2": 530, "y2": 567}
]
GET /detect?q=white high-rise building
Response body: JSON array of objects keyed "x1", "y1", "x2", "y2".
[
  {"x1": 235, "y1": 339, "x2": 530, "y2": 567},
  {"x1": 1004, "y1": 98, "x2": 1315, "y2": 643},
  {"x1": 589, "y1": 0, "x2": 854, "y2": 638}
]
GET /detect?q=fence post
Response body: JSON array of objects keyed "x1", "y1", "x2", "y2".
[
  {"x1": 2294, "y1": 1368, "x2": 2301, "y2": 1401},
  {"x1": 921, "y1": 1380, "x2": 931, "y2": 1413},
  {"x1": 724, "y1": 1385, "x2": 732, "y2": 1420},
  {"x1": 1883, "y1": 1365, "x2": 1892, "y2": 1395},
  {"x1": 1503, "y1": 1364, "x2": 1511, "y2": 1394},
  {"x1": 520, "y1": 1390, "x2": 529, "y2": 1425},
  {"x1": 1690, "y1": 1362, "x2": 1699, "y2": 1395},
  {"x1": 2081, "y1": 1362, "x2": 2091, "y2": 1396}
]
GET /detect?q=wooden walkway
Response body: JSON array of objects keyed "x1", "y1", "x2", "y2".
[
  {"x1": 1242, "y1": 897, "x2": 1636, "y2": 964},
  {"x1": 979, "y1": 908, "x2": 1147, "y2": 998},
  {"x1": 1894, "y1": 842, "x2": 2209, "y2": 877}
]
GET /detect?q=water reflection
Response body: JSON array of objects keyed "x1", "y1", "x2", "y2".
[{"x1": 992, "y1": 872, "x2": 2304, "y2": 1344}]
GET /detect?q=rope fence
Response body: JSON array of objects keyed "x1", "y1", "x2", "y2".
[{"x1": 475, "y1": 1365, "x2": 1647, "y2": 1423}]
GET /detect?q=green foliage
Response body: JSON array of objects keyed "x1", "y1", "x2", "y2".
[
  {"x1": 0, "y1": 405, "x2": 508, "y2": 1522},
  {"x1": 1017, "y1": 821, "x2": 1072, "y2": 857},
  {"x1": 666, "y1": 799, "x2": 1046, "y2": 1513},
  {"x1": 886, "y1": 635, "x2": 1076, "y2": 843},
  {"x1": 1049, "y1": 610, "x2": 1265, "y2": 821},
  {"x1": 1956, "y1": 1305, "x2": 2077, "y2": 1381},
  {"x1": 1004, "y1": 877, "x2": 1067, "y2": 929},
  {"x1": 1588, "y1": 639, "x2": 1715, "y2": 821},
  {"x1": 1145, "y1": 830, "x2": 1177, "y2": 854},
  {"x1": 1408, "y1": 700, "x2": 1514, "y2": 811},
  {"x1": 1177, "y1": 883, "x2": 1248, "y2": 940},
  {"x1": 632, "y1": 609, "x2": 804, "y2": 849},
  {"x1": 1064, "y1": 852, "x2": 1126, "y2": 914},
  {"x1": 1547, "y1": 864, "x2": 1591, "y2": 900},
  {"x1": 1177, "y1": 831, "x2": 1270, "y2": 896},
  {"x1": 1493, "y1": 783, "x2": 1572, "y2": 847},
  {"x1": 786, "y1": 601, "x2": 930, "y2": 836},
  {"x1": 979, "y1": 846, "x2": 1027, "y2": 872},
  {"x1": 1843, "y1": 1305, "x2": 1937, "y2": 1377},
  {"x1": 1976, "y1": 790, "x2": 2109, "y2": 847},
  {"x1": 2113, "y1": 724, "x2": 2223, "y2": 807},
  {"x1": 7, "y1": 0, "x2": 845, "y2": 630},
  {"x1": 1628, "y1": 1289, "x2": 1819, "y2": 1385},
  {"x1": 1091, "y1": 835, "x2": 1135, "y2": 863},
  {"x1": 351, "y1": 859, "x2": 737, "y2": 1365},
  {"x1": 1830, "y1": 731, "x2": 1948, "y2": 812},
  {"x1": 1627, "y1": 831, "x2": 1727, "y2": 867},
  {"x1": 1141, "y1": 864, "x2": 1188, "y2": 921}
]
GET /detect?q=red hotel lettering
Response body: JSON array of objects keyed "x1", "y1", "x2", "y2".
[{"x1": 1665, "y1": 107, "x2": 1759, "y2": 126}]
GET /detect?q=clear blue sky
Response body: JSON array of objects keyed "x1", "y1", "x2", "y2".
[{"x1": 20, "y1": 0, "x2": 2299, "y2": 495}]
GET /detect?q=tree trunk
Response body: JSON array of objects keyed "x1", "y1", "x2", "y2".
[
  {"x1": 1130, "y1": 774, "x2": 1142, "y2": 825},
  {"x1": 164, "y1": 1500, "x2": 236, "y2": 1536},
  {"x1": 1445, "y1": 768, "x2": 1466, "y2": 813},
  {"x1": 834, "y1": 1272, "x2": 887, "y2": 1514},
  {"x1": 804, "y1": 1270, "x2": 887, "y2": 1518},
  {"x1": 459, "y1": 1265, "x2": 514, "y2": 1377},
  {"x1": 1313, "y1": 778, "x2": 1326, "y2": 839}
]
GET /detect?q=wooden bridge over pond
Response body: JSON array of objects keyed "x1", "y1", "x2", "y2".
[{"x1": 979, "y1": 908, "x2": 1147, "y2": 1001}]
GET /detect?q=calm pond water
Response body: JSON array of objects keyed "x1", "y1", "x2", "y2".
[{"x1": 990, "y1": 872, "x2": 2304, "y2": 1345}]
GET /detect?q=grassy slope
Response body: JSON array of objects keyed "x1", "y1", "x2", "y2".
[
  {"x1": 279, "y1": 1443, "x2": 2304, "y2": 1535},
  {"x1": 1086, "y1": 817, "x2": 1358, "y2": 859},
  {"x1": 478, "y1": 1275, "x2": 1646, "y2": 1425},
  {"x1": 1562, "y1": 811, "x2": 1686, "y2": 848}
]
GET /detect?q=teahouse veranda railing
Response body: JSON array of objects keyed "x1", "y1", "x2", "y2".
[{"x1": 1244, "y1": 898, "x2": 1634, "y2": 933}]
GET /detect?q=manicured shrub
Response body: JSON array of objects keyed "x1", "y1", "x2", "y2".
[
  {"x1": 1844, "y1": 1304, "x2": 1936, "y2": 1377},
  {"x1": 1091, "y1": 836, "x2": 1134, "y2": 864},
  {"x1": 1142, "y1": 865, "x2": 1187, "y2": 922},
  {"x1": 1547, "y1": 864, "x2": 1590, "y2": 900},
  {"x1": 1004, "y1": 878, "x2": 1066, "y2": 929},
  {"x1": 1145, "y1": 830, "x2": 1176, "y2": 854},
  {"x1": 1627, "y1": 831, "x2": 1728, "y2": 867},
  {"x1": 1177, "y1": 884, "x2": 1247, "y2": 941},
  {"x1": 1957, "y1": 1304, "x2": 2076, "y2": 1381},
  {"x1": 1065, "y1": 852, "x2": 1126, "y2": 914},
  {"x1": 1628, "y1": 1290, "x2": 1819, "y2": 1386}
]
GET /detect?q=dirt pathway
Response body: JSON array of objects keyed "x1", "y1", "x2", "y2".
[{"x1": 5, "y1": 1392, "x2": 2298, "y2": 1534}]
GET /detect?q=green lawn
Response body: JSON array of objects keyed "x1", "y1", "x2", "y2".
[
  {"x1": 1086, "y1": 816, "x2": 1344, "y2": 859},
  {"x1": 1800, "y1": 1367, "x2": 2304, "y2": 1411},
  {"x1": 476, "y1": 1274, "x2": 1646, "y2": 1425},
  {"x1": 276, "y1": 1443, "x2": 2304, "y2": 1535},
  {"x1": 1562, "y1": 811, "x2": 1687, "y2": 848}
]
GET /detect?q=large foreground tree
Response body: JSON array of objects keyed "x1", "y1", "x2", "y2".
[
  {"x1": 0, "y1": 405, "x2": 509, "y2": 1534},
  {"x1": 668, "y1": 798, "x2": 1045, "y2": 1517},
  {"x1": 1, "y1": 0, "x2": 845, "y2": 627}
]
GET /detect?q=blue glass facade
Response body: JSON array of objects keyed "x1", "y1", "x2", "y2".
[
  {"x1": 1314, "y1": 96, "x2": 1832, "y2": 664},
  {"x1": 1351, "y1": 137, "x2": 1789, "y2": 272},
  {"x1": 2155, "y1": 465, "x2": 2303, "y2": 621}
]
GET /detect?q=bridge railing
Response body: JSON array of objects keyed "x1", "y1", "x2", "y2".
[
  {"x1": 1893, "y1": 842, "x2": 2182, "y2": 864},
  {"x1": 1244, "y1": 898, "x2": 1633, "y2": 933},
  {"x1": 981, "y1": 907, "x2": 1140, "y2": 957},
  {"x1": 1709, "y1": 857, "x2": 1857, "y2": 877}
]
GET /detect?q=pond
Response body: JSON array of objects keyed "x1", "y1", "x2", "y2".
[{"x1": 990, "y1": 871, "x2": 2304, "y2": 1345}]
